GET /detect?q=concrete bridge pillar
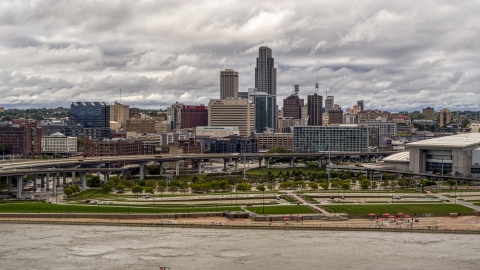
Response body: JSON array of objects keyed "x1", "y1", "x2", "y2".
[
  {"x1": 290, "y1": 157, "x2": 296, "y2": 168},
  {"x1": 123, "y1": 171, "x2": 127, "y2": 180},
  {"x1": 52, "y1": 175, "x2": 57, "y2": 196},
  {"x1": 103, "y1": 173, "x2": 109, "y2": 182},
  {"x1": 266, "y1": 158, "x2": 270, "y2": 169},
  {"x1": 235, "y1": 159, "x2": 238, "y2": 171},
  {"x1": 63, "y1": 172, "x2": 67, "y2": 185},
  {"x1": 7, "y1": 176, "x2": 12, "y2": 193},
  {"x1": 79, "y1": 173, "x2": 87, "y2": 191},
  {"x1": 198, "y1": 160, "x2": 202, "y2": 174},
  {"x1": 159, "y1": 162, "x2": 164, "y2": 176},
  {"x1": 71, "y1": 172, "x2": 75, "y2": 184},
  {"x1": 33, "y1": 174, "x2": 37, "y2": 190},
  {"x1": 46, "y1": 173, "x2": 50, "y2": 190},
  {"x1": 56, "y1": 173, "x2": 60, "y2": 187},
  {"x1": 175, "y1": 161, "x2": 181, "y2": 176},
  {"x1": 223, "y1": 159, "x2": 228, "y2": 171},
  {"x1": 258, "y1": 158, "x2": 262, "y2": 168},
  {"x1": 317, "y1": 157, "x2": 322, "y2": 168},
  {"x1": 138, "y1": 162, "x2": 148, "y2": 180},
  {"x1": 16, "y1": 176, "x2": 24, "y2": 199},
  {"x1": 41, "y1": 175, "x2": 45, "y2": 187}
]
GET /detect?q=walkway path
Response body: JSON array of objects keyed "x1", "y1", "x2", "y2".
[{"x1": 287, "y1": 192, "x2": 329, "y2": 215}]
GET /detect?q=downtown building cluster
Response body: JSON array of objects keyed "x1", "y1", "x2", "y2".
[{"x1": 0, "y1": 48, "x2": 460, "y2": 159}]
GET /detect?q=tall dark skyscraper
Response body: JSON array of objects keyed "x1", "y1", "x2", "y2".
[
  {"x1": 307, "y1": 93, "x2": 323, "y2": 126},
  {"x1": 255, "y1": 46, "x2": 276, "y2": 96},
  {"x1": 70, "y1": 102, "x2": 111, "y2": 138},
  {"x1": 357, "y1": 100, "x2": 364, "y2": 111}
]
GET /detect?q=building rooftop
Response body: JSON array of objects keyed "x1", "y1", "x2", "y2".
[
  {"x1": 383, "y1": 151, "x2": 409, "y2": 162},
  {"x1": 407, "y1": 133, "x2": 480, "y2": 148}
]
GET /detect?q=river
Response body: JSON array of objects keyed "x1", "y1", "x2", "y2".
[{"x1": 0, "y1": 224, "x2": 479, "y2": 269}]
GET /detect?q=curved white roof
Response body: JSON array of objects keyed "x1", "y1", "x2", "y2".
[
  {"x1": 383, "y1": 151, "x2": 409, "y2": 162},
  {"x1": 407, "y1": 133, "x2": 480, "y2": 148}
]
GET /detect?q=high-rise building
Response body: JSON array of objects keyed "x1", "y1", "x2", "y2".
[
  {"x1": 307, "y1": 93, "x2": 323, "y2": 126},
  {"x1": 293, "y1": 125, "x2": 369, "y2": 153},
  {"x1": 110, "y1": 101, "x2": 129, "y2": 129},
  {"x1": 255, "y1": 46, "x2": 276, "y2": 96},
  {"x1": 248, "y1": 89, "x2": 276, "y2": 133},
  {"x1": 180, "y1": 105, "x2": 208, "y2": 129},
  {"x1": 325, "y1": 96, "x2": 334, "y2": 113},
  {"x1": 357, "y1": 100, "x2": 364, "y2": 111},
  {"x1": 328, "y1": 105, "x2": 343, "y2": 125},
  {"x1": 422, "y1": 107, "x2": 435, "y2": 120},
  {"x1": 166, "y1": 102, "x2": 183, "y2": 130},
  {"x1": 220, "y1": 69, "x2": 239, "y2": 99},
  {"x1": 439, "y1": 108, "x2": 451, "y2": 127},
  {"x1": 208, "y1": 98, "x2": 255, "y2": 137},
  {"x1": 283, "y1": 85, "x2": 304, "y2": 119},
  {"x1": 70, "y1": 102, "x2": 111, "y2": 138}
]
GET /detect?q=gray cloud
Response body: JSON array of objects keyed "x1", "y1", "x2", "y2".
[{"x1": 0, "y1": 0, "x2": 479, "y2": 111}]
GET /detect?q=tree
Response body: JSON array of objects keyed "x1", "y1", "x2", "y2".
[
  {"x1": 168, "y1": 185, "x2": 179, "y2": 194},
  {"x1": 370, "y1": 181, "x2": 377, "y2": 190},
  {"x1": 64, "y1": 186, "x2": 77, "y2": 197},
  {"x1": 360, "y1": 179, "x2": 371, "y2": 190},
  {"x1": 341, "y1": 180, "x2": 351, "y2": 191},
  {"x1": 236, "y1": 182, "x2": 251, "y2": 191},
  {"x1": 144, "y1": 186, "x2": 154, "y2": 195},
  {"x1": 157, "y1": 185, "x2": 166, "y2": 195},
  {"x1": 101, "y1": 183, "x2": 113, "y2": 193},
  {"x1": 320, "y1": 182, "x2": 329, "y2": 190},
  {"x1": 87, "y1": 176, "x2": 101, "y2": 188},
  {"x1": 145, "y1": 179, "x2": 158, "y2": 188},
  {"x1": 116, "y1": 184, "x2": 126, "y2": 193},
  {"x1": 179, "y1": 182, "x2": 189, "y2": 194},
  {"x1": 131, "y1": 185, "x2": 144, "y2": 196},
  {"x1": 125, "y1": 180, "x2": 135, "y2": 190},
  {"x1": 309, "y1": 182, "x2": 319, "y2": 191}
]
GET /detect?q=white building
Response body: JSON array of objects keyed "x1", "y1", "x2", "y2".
[
  {"x1": 196, "y1": 126, "x2": 240, "y2": 138},
  {"x1": 41, "y1": 132, "x2": 77, "y2": 154}
]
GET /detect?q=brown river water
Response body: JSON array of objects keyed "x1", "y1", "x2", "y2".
[{"x1": 0, "y1": 224, "x2": 479, "y2": 270}]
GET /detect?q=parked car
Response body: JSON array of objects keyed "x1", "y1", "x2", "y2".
[
  {"x1": 84, "y1": 200, "x2": 90, "y2": 203},
  {"x1": 245, "y1": 203, "x2": 252, "y2": 206},
  {"x1": 90, "y1": 200, "x2": 97, "y2": 204}
]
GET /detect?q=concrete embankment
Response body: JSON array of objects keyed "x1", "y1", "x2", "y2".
[{"x1": 1, "y1": 215, "x2": 479, "y2": 235}]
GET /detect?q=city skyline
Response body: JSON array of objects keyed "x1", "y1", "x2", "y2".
[{"x1": 0, "y1": 1, "x2": 479, "y2": 111}]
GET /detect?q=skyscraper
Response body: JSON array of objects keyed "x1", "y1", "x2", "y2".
[
  {"x1": 70, "y1": 102, "x2": 111, "y2": 138},
  {"x1": 307, "y1": 93, "x2": 323, "y2": 126},
  {"x1": 255, "y1": 46, "x2": 276, "y2": 96},
  {"x1": 283, "y1": 85, "x2": 304, "y2": 119},
  {"x1": 248, "y1": 89, "x2": 276, "y2": 133},
  {"x1": 357, "y1": 100, "x2": 364, "y2": 111},
  {"x1": 325, "y1": 96, "x2": 334, "y2": 113},
  {"x1": 220, "y1": 69, "x2": 238, "y2": 99}
]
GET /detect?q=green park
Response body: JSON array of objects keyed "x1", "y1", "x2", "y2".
[{"x1": 1, "y1": 159, "x2": 479, "y2": 216}]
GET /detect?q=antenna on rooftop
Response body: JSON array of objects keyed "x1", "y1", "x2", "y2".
[{"x1": 293, "y1": 85, "x2": 299, "y2": 96}]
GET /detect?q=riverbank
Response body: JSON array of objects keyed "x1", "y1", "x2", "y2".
[{"x1": 2, "y1": 215, "x2": 479, "y2": 235}]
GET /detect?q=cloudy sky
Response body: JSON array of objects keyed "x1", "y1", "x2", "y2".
[{"x1": 1, "y1": 0, "x2": 479, "y2": 111}]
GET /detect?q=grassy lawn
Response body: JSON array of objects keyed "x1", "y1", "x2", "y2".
[
  {"x1": 323, "y1": 204, "x2": 475, "y2": 215},
  {"x1": 302, "y1": 194, "x2": 318, "y2": 203},
  {"x1": 473, "y1": 203, "x2": 480, "y2": 206},
  {"x1": 0, "y1": 201, "x2": 242, "y2": 214},
  {"x1": 245, "y1": 205, "x2": 316, "y2": 215}
]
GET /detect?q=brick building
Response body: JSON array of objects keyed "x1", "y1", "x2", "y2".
[
  {"x1": 181, "y1": 105, "x2": 208, "y2": 129},
  {"x1": 0, "y1": 121, "x2": 42, "y2": 158}
]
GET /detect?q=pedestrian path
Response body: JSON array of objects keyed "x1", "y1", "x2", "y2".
[{"x1": 287, "y1": 192, "x2": 329, "y2": 215}]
